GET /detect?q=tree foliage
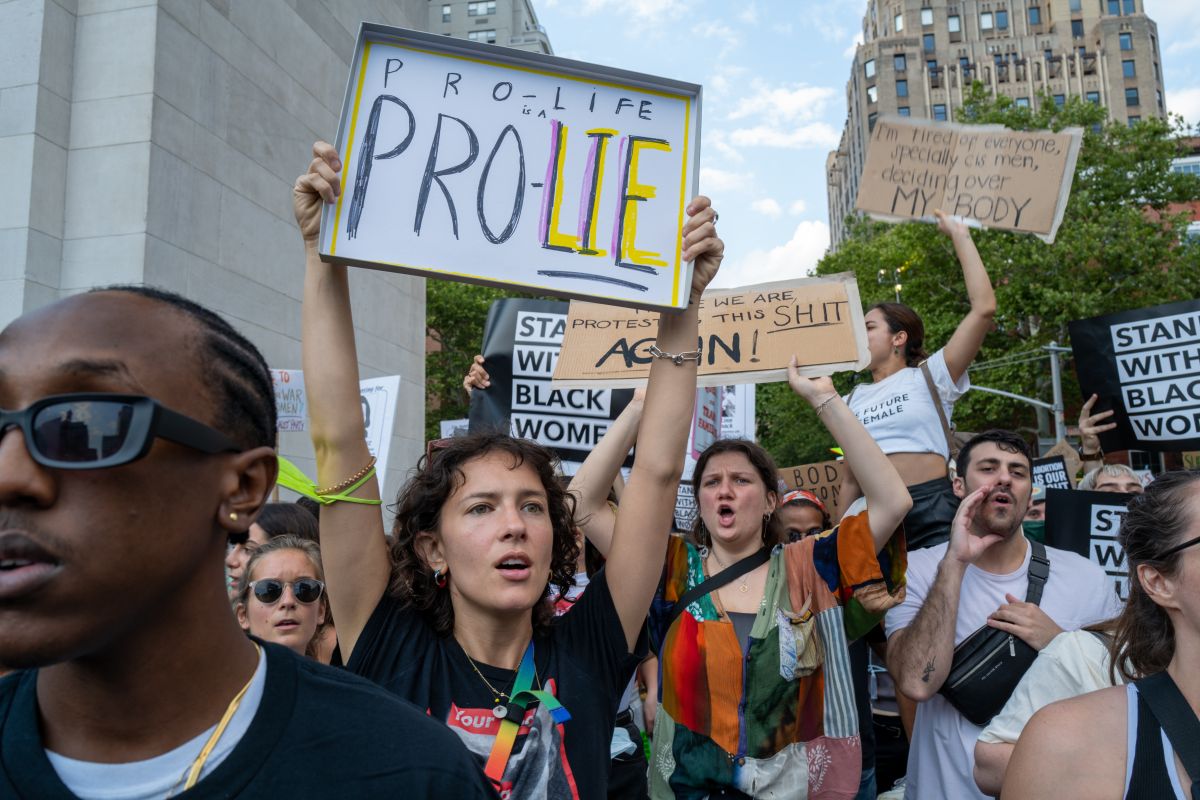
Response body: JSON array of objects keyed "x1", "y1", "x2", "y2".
[{"x1": 759, "y1": 86, "x2": 1200, "y2": 466}]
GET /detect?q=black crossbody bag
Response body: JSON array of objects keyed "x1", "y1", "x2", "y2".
[{"x1": 938, "y1": 540, "x2": 1050, "y2": 726}]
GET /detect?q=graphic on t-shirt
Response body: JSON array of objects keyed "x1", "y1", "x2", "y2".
[
  {"x1": 445, "y1": 686, "x2": 580, "y2": 800},
  {"x1": 854, "y1": 392, "x2": 911, "y2": 426}
]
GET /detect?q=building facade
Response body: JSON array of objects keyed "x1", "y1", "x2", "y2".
[
  {"x1": 428, "y1": 0, "x2": 552, "y2": 54},
  {"x1": 827, "y1": 0, "x2": 1165, "y2": 247},
  {"x1": 2, "y1": 0, "x2": 430, "y2": 507}
]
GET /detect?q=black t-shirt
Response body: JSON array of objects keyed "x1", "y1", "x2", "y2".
[
  {"x1": 0, "y1": 642, "x2": 496, "y2": 799},
  {"x1": 346, "y1": 567, "x2": 644, "y2": 800}
]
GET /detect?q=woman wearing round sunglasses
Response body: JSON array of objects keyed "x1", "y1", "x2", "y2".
[{"x1": 235, "y1": 535, "x2": 328, "y2": 659}]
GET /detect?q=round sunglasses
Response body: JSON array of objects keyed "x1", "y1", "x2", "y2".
[{"x1": 248, "y1": 578, "x2": 325, "y2": 605}]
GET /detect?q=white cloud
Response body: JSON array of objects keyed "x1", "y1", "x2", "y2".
[
  {"x1": 708, "y1": 64, "x2": 750, "y2": 98},
  {"x1": 691, "y1": 20, "x2": 740, "y2": 57},
  {"x1": 700, "y1": 166, "x2": 752, "y2": 193},
  {"x1": 729, "y1": 122, "x2": 842, "y2": 150},
  {"x1": 738, "y1": 3, "x2": 759, "y2": 24},
  {"x1": 715, "y1": 220, "x2": 831, "y2": 288},
  {"x1": 727, "y1": 83, "x2": 837, "y2": 123},
  {"x1": 705, "y1": 129, "x2": 746, "y2": 164},
  {"x1": 751, "y1": 198, "x2": 783, "y2": 218},
  {"x1": 789, "y1": 200, "x2": 807, "y2": 215},
  {"x1": 578, "y1": 0, "x2": 689, "y2": 23},
  {"x1": 1168, "y1": 86, "x2": 1200, "y2": 126}
]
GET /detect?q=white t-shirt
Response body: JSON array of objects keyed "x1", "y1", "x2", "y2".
[
  {"x1": 884, "y1": 540, "x2": 1123, "y2": 800},
  {"x1": 978, "y1": 628, "x2": 1123, "y2": 745},
  {"x1": 845, "y1": 348, "x2": 969, "y2": 459}
]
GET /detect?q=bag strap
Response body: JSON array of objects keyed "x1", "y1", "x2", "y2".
[
  {"x1": 1134, "y1": 671, "x2": 1200, "y2": 800},
  {"x1": 664, "y1": 547, "x2": 771, "y2": 631},
  {"x1": 919, "y1": 360, "x2": 960, "y2": 459},
  {"x1": 1025, "y1": 539, "x2": 1050, "y2": 605}
]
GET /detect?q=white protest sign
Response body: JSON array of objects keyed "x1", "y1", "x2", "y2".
[
  {"x1": 689, "y1": 387, "x2": 721, "y2": 460},
  {"x1": 360, "y1": 375, "x2": 401, "y2": 478},
  {"x1": 440, "y1": 418, "x2": 469, "y2": 439},
  {"x1": 321, "y1": 24, "x2": 701, "y2": 310},
  {"x1": 271, "y1": 369, "x2": 307, "y2": 432},
  {"x1": 720, "y1": 384, "x2": 756, "y2": 441}
]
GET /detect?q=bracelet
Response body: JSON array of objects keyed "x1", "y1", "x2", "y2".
[
  {"x1": 648, "y1": 343, "x2": 702, "y2": 365},
  {"x1": 814, "y1": 394, "x2": 839, "y2": 417},
  {"x1": 317, "y1": 456, "x2": 377, "y2": 496}
]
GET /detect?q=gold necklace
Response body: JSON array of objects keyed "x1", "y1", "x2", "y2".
[
  {"x1": 709, "y1": 548, "x2": 751, "y2": 593},
  {"x1": 463, "y1": 647, "x2": 541, "y2": 718}
]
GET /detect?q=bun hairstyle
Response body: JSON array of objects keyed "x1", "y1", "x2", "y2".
[
  {"x1": 1110, "y1": 470, "x2": 1200, "y2": 681},
  {"x1": 871, "y1": 302, "x2": 929, "y2": 367}
]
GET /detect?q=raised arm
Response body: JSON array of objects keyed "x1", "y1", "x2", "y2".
[
  {"x1": 294, "y1": 141, "x2": 390, "y2": 659},
  {"x1": 788, "y1": 369, "x2": 912, "y2": 550},
  {"x1": 887, "y1": 486, "x2": 998, "y2": 700},
  {"x1": 936, "y1": 210, "x2": 996, "y2": 383},
  {"x1": 604, "y1": 197, "x2": 722, "y2": 649},
  {"x1": 567, "y1": 391, "x2": 644, "y2": 558}
]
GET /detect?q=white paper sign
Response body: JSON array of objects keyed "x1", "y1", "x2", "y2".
[
  {"x1": 720, "y1": 384, "x2": 756, "y2": 441},
  {"x1": 271, "y1": 369, "x2": 307, "y2": 432},
  {"x1": 320, "y1": 24, "x2": 701, "y2": 310},
  {"x1": 360, "y1": 375, "x2": 401, "y2": 478}
]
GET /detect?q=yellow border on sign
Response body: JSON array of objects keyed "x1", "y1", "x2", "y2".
[
  {"x1": 672, "y1": 97, "x2": 691, "y2": 306},
  {"x1": 331, "y1": 41, "x2": 374, "y2": 255}
]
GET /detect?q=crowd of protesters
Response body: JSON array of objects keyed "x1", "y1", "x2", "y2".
[{"x1": 0, "y1": 137, "x2": 1194, "y2": 800}]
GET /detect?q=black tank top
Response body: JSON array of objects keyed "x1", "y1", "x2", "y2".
[{"x1": 1125, "y1": 687, "x2": 1183, "y2": 799}]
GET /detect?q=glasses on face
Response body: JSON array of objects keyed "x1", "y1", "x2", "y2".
[
  {"x1": 249, "y1": 578, "x2": 325, "y2": 605},
  {"x1": 1158, "y1": 535, "x2": 1200, "y2": 561},
  {"x1": 0, "y1": 393, "x2": 239, "y2": 469}
]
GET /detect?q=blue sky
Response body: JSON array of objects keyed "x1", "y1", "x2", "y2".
[{"x1": 534, "y1": 0, "x2": 1200, "y2": 289}]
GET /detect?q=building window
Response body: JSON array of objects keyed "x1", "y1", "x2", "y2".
[
  {"x1": 1086, "y1": 90, "x2": 1101, "y2": 104},
  {"x1": 923, "y1": 33, "x2": 935, "y2": 52},
  {"x1": 1054, "y1": 93, "x2": 1066, "y2": 107},
  {"x1": 996, "y1": 9, "x2": 1009, "y2": 29},
  {"x1": 1029, "y1": 6, "x2": 1041, "y2": 24},
  {"x1": 1071, "y1": 19, "x2": 1084, "y2": 37},
  {"x1": 1015, "y1": 96, "x2": 1030, "y2": 107},
  {"x1": 442, "y1": 4, "x2": 451, "y2": 22},
  {"x1": 865, "y1": 59, "x2": 876, "y2": 79},
  {"x1": 981, "y1": 12, "x2": 994, "y2": 30},
  {"x1": 933, "y1": 103, "x2": 948, "y2": 120},
  {"x1": 1070, "y1": 0, "x2": 1081, "y2": 9},
  {"x1": 1123, "y1": 0, "x2": 1135, "y2": 12},
  {"x1": 897, "y1": 79, "x2": 909, "y2": 97},
  {"x1": 868, "y1": 112, "x2": 878, "y2": 132},
  {"x1": 1122, "y1": 59, "x2": 1136, "y2": 77},
  {"x1": 895, "y1": 13, "x2": 904, "y2": 31},
  {"x1": 1128, "y1": 116, "x2": 1141, "y2": 126},
  {"x1": 1107, "y1": 0, "x2": 1120, "y2": 13},
  {"x1": 468, "y1": 29, "x2": 497, "y2": 43},
  {"x1": 867, "y1": 85, "x2": 878, "y2": 103},
  {"x1": 1125, "y1": 87, "x2": 1139, "y2": 106},
  {"x1": 895, "y1": 53, "x2": 907, "y2": 71},
  {"x1": 927, "y1": 59, "x2": 938, "y2": 71},
  {"x1": 921, "y1": 7, "x2": 934, "y2": 25},
  {"x1": 467, "y1": 1, "x2": 496, "y2": 16},
  {"x1": 1158, "y1": 89, "x2": 1163, "y2": 109},
  {"x1": 948, "y1": 14, "x2": 961, "y2": 32},
  {"x1": 898, "y1": 106, "x2": 912, "y2": 116},
  {"x1": 1119, "y1": 32, "x2": 1133, "y2": 50}
]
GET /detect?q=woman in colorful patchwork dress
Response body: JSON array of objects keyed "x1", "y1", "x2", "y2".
[{"x1": 647, "y1": 364, "x2": 911, "y2": 799}]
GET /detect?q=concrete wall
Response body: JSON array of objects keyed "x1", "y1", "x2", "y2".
[{"x1": 1, "y1": 0, "x2": 430, "y2": 511}]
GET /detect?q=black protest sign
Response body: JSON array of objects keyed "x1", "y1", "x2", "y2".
[
  {"x1": 468, "y1": 298, "x2": 633, "y2": 470},
  {"x1": 1031, "y1": 456, "x2": 1072, "y2": 490},
  {"x1": 1069, "y1": 299, "x2": 1200, "y2": 452},
  {"x1": 1044, "y1": 488, "x2": 1135, "y2": 601}
]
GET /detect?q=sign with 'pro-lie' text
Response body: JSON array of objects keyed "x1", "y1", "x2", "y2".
[{"x1": 321, "y1": 24, "x2": 701, "y2": 310}]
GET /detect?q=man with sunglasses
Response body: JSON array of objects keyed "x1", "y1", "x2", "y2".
[{"x1": 0, "y1": 288, "x2": 495, "y2": 798}]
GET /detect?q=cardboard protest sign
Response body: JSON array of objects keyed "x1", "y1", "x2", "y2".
[
  {"x1": 1042, "y1": 439, "x2": 1083, "y2": 482},
  {"x1": 1069, "y1": 299, "x2": 1200, "y2": 452},
  {"x1": 468, "y1": 298, "x2": 633, "y2": 473},
  {"x1": 777, "y1": 460, "x2": 846, "y2": 524},
  {"x1": 270, "y1": 369, "x2": 307, "y2": 432},
  {"x1": 552, "y1": 275, "x2": 869, "y2": 387},
  {"x1": 320, "y1": 24, "x2": 701, "y2": 310},
  {"x1": 855, "y1": 116, "x2": 1082, "y2": 243},
  {"x1": 1044, "y1": 488, "x2": 1134, "y2": 601},
  {"x1": 360, "y1": 375, "x2": 401, "y2": 478},
  {"x1": 1031, "y1": 456, "x2": 1072, "y2": 490}
]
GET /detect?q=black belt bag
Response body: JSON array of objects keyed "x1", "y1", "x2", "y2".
[{"x1": 938, "y1": 541, "x2": 1050, "y2": 727}]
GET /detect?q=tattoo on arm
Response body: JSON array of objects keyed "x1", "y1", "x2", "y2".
[{"x1": 921, "y1": 658, "x2": 935, "y2": 683}]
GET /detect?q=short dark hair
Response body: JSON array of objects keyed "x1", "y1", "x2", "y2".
[
  {"x1": 870, "y1": 302, "x2": 929, "y2": 367},
  {"x1": 256, "y1": 502, "x2": 320, "y2": 544},
  {"x1": 89, "y1": 285, "x2": 276, "y2": 451},
  {"x1": 956, "y1": 429, "x2": 1033, "y2": 475},
  {"x1": 690, "y1": 439, "x2": 783, "y2": 547}
]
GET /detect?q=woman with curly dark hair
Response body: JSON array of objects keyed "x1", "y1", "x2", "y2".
[{"x1": 292, "y1": 140, "x2": 723, "y2": 799}]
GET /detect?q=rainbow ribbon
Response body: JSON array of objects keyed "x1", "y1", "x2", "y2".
[{"x1": 482, "y1": 642, "x2": 571, "y2": 786}]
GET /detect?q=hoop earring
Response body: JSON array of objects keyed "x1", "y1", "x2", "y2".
[
  {"x1": 433, "y1": 567, "x2": 448, "y2": 589},
  {"x1": 893, "y1": 346, "x2": 901, "y2": 357}
]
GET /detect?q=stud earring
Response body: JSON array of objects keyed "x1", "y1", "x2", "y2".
[{"x1": 229, "y1": 512, "x2": 239, "y2": 521}]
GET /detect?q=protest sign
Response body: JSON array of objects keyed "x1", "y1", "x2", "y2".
[
  {"x1": 1184, "y1": 451, "x2": 1200, "y2": 470},
  {"x1": 855, "y1": 116, "x2": 1082, "y2": 243},
  {"x1": 1031, "y1": 456, "x2": 1072, "y2": 490},
  {"x1": 270, "y1": 369, "x2": 307, "y2": 432},
  {"x1": 777, "y1": 460, "x2": 846, "y2": 524},
  {"x1": 689, "y1": 387, "x2": 721, "y2": 460},
  {"x1": 1042, "y1": 439, "x2": 1083, "y2": 482},
  {"x1": 360, "y1": 375, "x2": 401, "y2": 478},
  {"x1": 720, "y1": 384, "x2": 756, "y2": 441},
  {"x1": 468, "y1": 298, "x2": 633, "y2": 473},
  {"x1": 552, "y1": 275, "x2": 869, "y2": 387},
  {"x1": 1069, "y1": 299, "x2": 1200, "y2": 452},
  {"x1": 440, "y1": 418, "x2": 468, "y2": 439},
  {"x1": 1044, "y1": 488, "x2": 1134, "y2": 601},
  {"x1": 674, "y1": 483, "x2": 697, "y2": 532},
  {"x1": 320, "y1": 24, "x2": 701, "y2": 310}
]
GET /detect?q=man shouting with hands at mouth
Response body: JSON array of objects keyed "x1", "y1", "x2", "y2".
[{"x1": 883, "y1": 430, "x2": 1121, "y2": 800}]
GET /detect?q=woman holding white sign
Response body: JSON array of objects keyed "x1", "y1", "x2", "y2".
[
  {"x1": 291, "y1": 140, "x2": 722, "y2": 800},
  {"x1": 841, "y1": 210, "x2": 996, "y2": 551}
]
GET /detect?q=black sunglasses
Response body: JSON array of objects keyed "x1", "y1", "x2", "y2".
[
  {"x1": 0, "y1": 393, "x2": 239, "y2": 469},
  {"x1": 1158, "y1": 535, "x2": 1200, "y2": 561},
  {"x1": 249, "y1": 578, "x2": 325, "y2": 605}
]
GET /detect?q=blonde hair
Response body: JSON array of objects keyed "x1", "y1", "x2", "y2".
[{"x1": 236, "y1": 535, "x2": 328, "y2": 657}]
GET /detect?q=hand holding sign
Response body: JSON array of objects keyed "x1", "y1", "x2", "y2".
[
  {"x1": 295, "y1": 141, "x2": 342, "y2": 243},
  {"x1": 1078, "y1": 393, "x2": 1116, "y2": 456},
  {"x1": 787, "y1": 357, "x2": 838, "y2": 408},
  {"x1": 682, "y1": 196, "x2": 723, "y2": 304}
]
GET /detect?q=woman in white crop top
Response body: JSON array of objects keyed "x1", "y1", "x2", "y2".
[{"x1": 842, "y1": 210, "x2": 996, "y2": 552}]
